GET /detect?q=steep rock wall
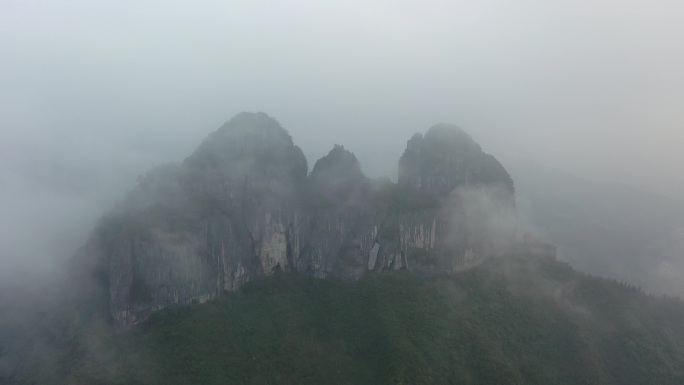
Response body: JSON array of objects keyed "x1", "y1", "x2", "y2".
[{"x1": 94, "y1": 113, "x2": 517, "y2": 329}]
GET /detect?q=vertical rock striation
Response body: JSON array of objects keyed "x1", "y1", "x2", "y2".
[{"x1": 87, "y1": 113, "x2": 519, "y2": 329}]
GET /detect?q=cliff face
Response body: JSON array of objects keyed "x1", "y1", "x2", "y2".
[{"x1": 92, "y1": 113, "x2": 520, "y2": 329}]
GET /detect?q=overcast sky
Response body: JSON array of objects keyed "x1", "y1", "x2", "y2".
[{"x1": 1, "y1": 0, "x2": 683, "y2": 277}]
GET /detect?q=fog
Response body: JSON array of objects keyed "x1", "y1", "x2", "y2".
[{"x1": 2, "y1": 1, "x2": 684, "y2": 283}]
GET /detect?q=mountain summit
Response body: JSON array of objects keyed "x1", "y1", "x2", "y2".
[{"x1": 84, "y1": 112, "x2": 527, "y2": 329}]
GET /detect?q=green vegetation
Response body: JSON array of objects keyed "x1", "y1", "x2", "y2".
[{"x1": 4, "y1": 255, "x2": 684, "y2": 385}]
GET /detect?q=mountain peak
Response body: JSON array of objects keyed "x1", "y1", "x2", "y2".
[
  {"x1": 398, "y1": 123, "x2": 512, "y2": 193},
  {"x1": 93, "y1": 113, "x2": 521, "y2": 329},
  {"x1": 310, "y1": 144, "x2": 364, "y2": 181},
  {"x1": 219, "y1": 111, "x2": 286, "y2": 134},
  {"x1": 184, "y1": 111, "x2": 307, "y2": 187}
]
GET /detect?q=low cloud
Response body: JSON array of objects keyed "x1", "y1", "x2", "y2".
[{"x1": 446, "y1": 184, "x2": 518, "y2": 257}]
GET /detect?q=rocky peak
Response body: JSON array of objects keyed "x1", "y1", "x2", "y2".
[
  {"x1": 183, "y1": 112, "x2": 307, "y2": 205},
  {"x1": 310, "y1": 144, "x2": 364, "y2": 180},
  {"x1": 310, "y1": 144, "x2": 365, "y2": 186},
  {"x1": 185, "y1": 111, "x2": 307, "y2": 180},
  {"x1": 305, "y1": 144, "x2": 368, "y2": 208},
  {"x1": 398, "y1": 123, "x2": 513, "y2": 194},
  {"x1": 89, "y1": 113, "x2": 527, "y2": 330}
]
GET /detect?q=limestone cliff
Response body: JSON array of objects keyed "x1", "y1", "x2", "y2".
[{"x1": 89, "y1": 113, "x2": 520, "y2": 329}]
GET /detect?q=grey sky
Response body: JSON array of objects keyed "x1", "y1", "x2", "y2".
[{"x1": 1, "y1": 1, "x2": 683, "y2": 276}]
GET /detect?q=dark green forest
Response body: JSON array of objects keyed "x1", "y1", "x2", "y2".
[{"x1": 3, "y1": 254, "x2": 684, "y2": 385}]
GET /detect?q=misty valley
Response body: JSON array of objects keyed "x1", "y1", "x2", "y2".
[{"x1": 2, "y1": 113, "x2": 684, "y2": 384}]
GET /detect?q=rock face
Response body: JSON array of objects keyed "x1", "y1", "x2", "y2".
[
  {"x1": 91, "y1": 113, "x2": 521, "y2": 329},
  {"x1": 398, "y1": 124, "x2": 514, "y2": 194}
]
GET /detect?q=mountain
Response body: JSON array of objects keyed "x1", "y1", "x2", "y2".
[
  {"x1": 508, "y1": 158, "x2": 684, "y2": 296},
  {"x1": 5, "y1": 113, "x2": 684, "y2": 384},
  {"x1": 81, "y1": 112, "x2": 518, "y2": 329}
]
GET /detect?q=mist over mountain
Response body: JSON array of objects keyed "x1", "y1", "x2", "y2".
[
  {"x1": 3, "y1": 1, "x2": 684, "y2": 383},
  {"x1": 509, "y1": 158, "x2": 684, "y2": 297},
  {"x1": 2, "y1": 113, "x2": 684, "y2": 385},
  {"x1": 82, "y1": 112, "x2": 519, "y2": 329}
]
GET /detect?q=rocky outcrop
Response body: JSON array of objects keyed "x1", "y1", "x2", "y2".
[{"x1": 90, "y1": 113, "x2": 520, "y2": 329}]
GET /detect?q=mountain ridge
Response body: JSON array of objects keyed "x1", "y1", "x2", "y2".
[{"x1": 80, "y1": 112, "x2": 525, "y2": 329}]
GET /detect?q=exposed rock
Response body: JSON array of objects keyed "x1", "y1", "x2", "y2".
[
  {"x1": 398, "y1": 123, "x2": 514, "y2": 194},
  {"x1": 88, "y1": 112, "x2": 523, "y2": 330}
]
